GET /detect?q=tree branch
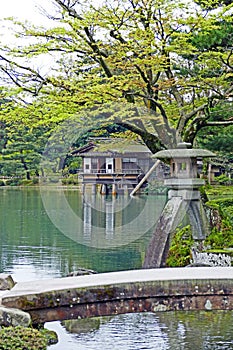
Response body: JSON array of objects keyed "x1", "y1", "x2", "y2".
[
  {"x1": 177, "y1": 103, "x2": 208, "y2": 134},
  {"x1": 137, "y1": 94, "x2": 175, "y2": 135},
  {"x1": 205, "y1": 120, "x2": 233, "y2": 126},
  {"x1": 115, "y1": 119, "x2": 166, "y2": 153},
  {"x1": 0, "y1": 55, "x2": 46, "y2": 95},
  {"x1": 54, "y1": 0, "x2": 83, "y2": 20},
  {"x1": 54, "y1": 0, "x2": 113, "y2": 78}
]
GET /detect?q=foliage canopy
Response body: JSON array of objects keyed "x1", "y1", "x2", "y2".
[{"x1": 0, "y1": 0, "x2": 233, "y2": 165}]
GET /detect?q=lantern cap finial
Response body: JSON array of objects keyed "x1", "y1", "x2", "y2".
[{"x1": 177, "y1": 142, "x2": 192, "y2": 149}]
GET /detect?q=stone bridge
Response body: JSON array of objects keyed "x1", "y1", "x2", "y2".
[{"x1": 1, "y1": 267, "x2": 233, "y2": 325}]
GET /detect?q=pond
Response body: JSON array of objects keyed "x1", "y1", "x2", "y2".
[{"x1": 0, "y1": 187, "x2": 233, "y2": 349}]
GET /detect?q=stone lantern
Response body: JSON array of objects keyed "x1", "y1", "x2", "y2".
[
  {"x1": 155, "y1": 142, "x2": 215, "y2": 198},
  {"x1": 143, "y1": 143, "x2": 216, "y2": 268}
]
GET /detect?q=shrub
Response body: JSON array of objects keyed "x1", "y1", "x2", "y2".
[
  {"x1": 20, "y1": 179, "x2": 34, "y2": 186},
  {"x1": 215, "y1": 174, "x2": 232, "y2": 185},
  {"x1": 204, "y1": 196, "x2": 233, "y2": 250},
  {"x1": 0, "y1": 326, "x2": 47, "y2": 350},
  {"x1": 166, "y1": 225, "x2": 193, "y2": 267},
  {"x1": 61, "y1": 177, "x2": 68, "y2": 185},
  {"x1": 206, "y1": 198, "x2": 233, "y2": 224},
  {"x1": 5, "y1": 179, "x2": 20, "y2": 186},
  {"x1": 32, "y1": 178, "x2": 39, "y2": 185},
  {"x1": 62, "y1": 175, "x2": 79, "y2": 185}
]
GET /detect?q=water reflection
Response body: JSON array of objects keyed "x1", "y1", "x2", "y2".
[
  {"x1": 40, "y1": 189, "x2": 166, "y2": 249},
  {"x1": 0, "y1": 188, "x2": 166, "y2": 279},
  {"x1": 46, "y1": 311, "x2": 233, "y2": 350}
]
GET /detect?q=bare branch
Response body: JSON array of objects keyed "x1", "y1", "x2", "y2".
[
  {"x1": 54, "y1": 0, "x2": 83, "y2": 20},
  {"x1": 165, "y1": 66, "x2": 184, "y2": 109},
  {"x1": 0, "y1": 55, "x2": 45, "y2": 81},
  {"x1": 136, "y1": 93, "x2": 174, "y2": 134},
  {"x1": 56, "y1": 4, "x2": 113, "y2": 78},
  {"x1": 177, "y1": 103, "x2": 208, "y2": 134},
  {"x1": 205, "y1": 120, "x2": 233, "y2": 126}
]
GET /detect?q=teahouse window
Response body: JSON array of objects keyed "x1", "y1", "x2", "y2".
[
  {"x1": 84, "y1": 158, "x2": 91, "y2": 173},
  {"x1": 122, "y1": 158, "x2": 137, "y2": 163}
]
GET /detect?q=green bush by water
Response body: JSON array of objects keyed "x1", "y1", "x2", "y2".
[
  {"x1": 0, "y1": 326, "x2": 58, "y2": 350},
  {"x1": 61, "y1": 174, "x2": 79, "y2": 185}
]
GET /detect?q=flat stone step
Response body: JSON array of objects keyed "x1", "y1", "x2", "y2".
[{"x1": 2, "y1": 267, "x2": 233, "y2": 298}]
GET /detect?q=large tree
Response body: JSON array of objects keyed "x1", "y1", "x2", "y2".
[{"x1": 1, "y1": 0, "x2": 233, "y2": 153}]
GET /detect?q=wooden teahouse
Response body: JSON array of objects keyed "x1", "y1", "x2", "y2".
[{"x1": 71, "y1": 138, "x2": 155, "y2": 194}]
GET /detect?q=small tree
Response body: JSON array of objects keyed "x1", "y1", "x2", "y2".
[{"x1": 0, "y1": 122, "x2": 48, "y2": 180}]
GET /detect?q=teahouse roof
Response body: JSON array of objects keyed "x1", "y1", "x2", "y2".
[{"x1": 71, "y1": 138, "x2": 152, "y2": 157}]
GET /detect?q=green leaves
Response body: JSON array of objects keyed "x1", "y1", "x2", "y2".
[
  {"x1": 166, "y1": 225, "x2": 193, "y2": 267},
  {"x1": 1, "y1": 0, "x2": 233, "y2": 153},
  {"x1": 0, "y1": 326, "x2": 48, "y2": 350}
]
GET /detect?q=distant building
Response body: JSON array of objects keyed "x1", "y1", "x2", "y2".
[{"x1": 71, "y1": 138, "x2": 156, "y2": 193}]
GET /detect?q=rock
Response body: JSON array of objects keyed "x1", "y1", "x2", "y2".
[
  {"x1": 62, "y1": 318, "x2": 101, "y2": 334},
  {"x1": 186, "y1": 263, "x2": 212, "y2": 267},
  {"x1": 0, "y1": 306, "x2": 31, "y2": 327},
  {"x1": 0, "y1": 274, "x2": 16, "y2": 290},
  {"x1": 67, "y1": 268, "x2": 97, "y2": 276}
]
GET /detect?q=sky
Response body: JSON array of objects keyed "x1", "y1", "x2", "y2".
[
  {"x1": 0, "y1": 0, "x2": 102, "y2": 44},
  {"x1": 0, "y1": 1, "x2": 58, "y2": 80},
  {"x1": 1, "y1": 0, "x2": 53, "y2": 22},
  {"x1": 0, "y1": 0, "x2": 55, "y2": 44}
]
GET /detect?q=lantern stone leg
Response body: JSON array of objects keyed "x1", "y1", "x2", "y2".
[
  {"x1": 143, "y1": 190, "x2": 210, "y2": 268},
  {"x1": 187, "y1": 200, "x2": 210, "y2": 240},
  {"x1": 143, "y1": 143, "x2": 215, "y2": 269},
  {"x1": 143, "y1": 196, "x2": 189, "y2": 268}
]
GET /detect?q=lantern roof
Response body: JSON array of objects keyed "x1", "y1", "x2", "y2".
[{"x1": 153, "y1": 143, "x2": 216, "y2": 159}]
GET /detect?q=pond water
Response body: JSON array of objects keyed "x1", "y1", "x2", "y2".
[{"x1": 0, "y1": 188, "x2": 233, "y2": 349}]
